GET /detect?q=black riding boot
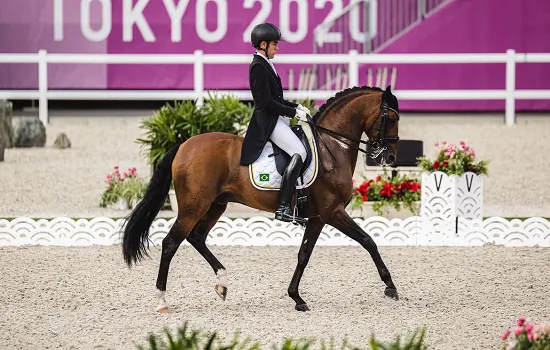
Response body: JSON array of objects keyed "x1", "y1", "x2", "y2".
[{"x1": 275, "y1": 154, "x2": 306, "y2": 224}]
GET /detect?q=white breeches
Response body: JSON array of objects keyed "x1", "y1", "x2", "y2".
[{"x1": 270, "y1": 116, "x2": 307, "y2": 162}]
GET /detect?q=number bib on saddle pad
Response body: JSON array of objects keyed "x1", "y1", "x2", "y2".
[{"x1": 248, "y1": 121, "x2": 319, "y2": 191}]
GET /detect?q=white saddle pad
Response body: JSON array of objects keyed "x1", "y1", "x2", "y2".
[{"x1": 248, "y1": 122, "x2": 319, "y2": 191}]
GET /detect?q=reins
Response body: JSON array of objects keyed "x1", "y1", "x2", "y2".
[{"x1": 303, "y1": 102, "x2": 400, "y2": 157}]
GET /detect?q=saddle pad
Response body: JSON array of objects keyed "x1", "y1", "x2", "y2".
[{"x1": 249, "y1": 123, "x2": 319, "y2": 191}]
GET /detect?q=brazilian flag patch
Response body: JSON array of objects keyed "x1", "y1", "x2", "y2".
[{"x1": 259, "y1": 173, "x2": 270, "y2": 182}]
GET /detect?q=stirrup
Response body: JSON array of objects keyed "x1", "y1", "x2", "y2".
[{"x1": 275, "y1": 205, "x2": 307, "y2": 226}]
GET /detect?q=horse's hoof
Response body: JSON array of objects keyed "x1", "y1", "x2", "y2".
[
  {"x1": 157, "y1": 306, "x2": 169, "y2": 314},
  {"x1": 384, "y1": 287, "x2": 399, "y2": 300},
  {"x1": 295, "y1": 303, "x2": 310, "y2": 312},
  {"x1": 215, "y1": 285, "x2": 227, "y2": 301}
]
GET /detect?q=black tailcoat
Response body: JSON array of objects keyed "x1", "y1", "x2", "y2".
[{"x1": 240, "y1": 54, "x2": 297, "y2": 165}]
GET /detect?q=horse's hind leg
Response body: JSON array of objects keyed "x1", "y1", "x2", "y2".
[
  {"x1": 155, "y1": 218, "x2": 187, "y2": 313},
  {"x1": 186, "y1": 200, "x2": 229, "y2": 300},
  {"x1": 155, "y1": 202, "x2": 212, "y2": 313},
  {"x1": 328, "y1": 209, "x2": 399, "y2": 300}
]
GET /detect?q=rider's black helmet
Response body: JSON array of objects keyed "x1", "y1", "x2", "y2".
[{"x1": 251, "y1": 23, "x2": 283, "y2": 49}]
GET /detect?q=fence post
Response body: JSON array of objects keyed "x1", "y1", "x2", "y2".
[
  {"x1": 38, "y1": 50, "x2": 49, "y2": 125},
  {"x1": 348, "y1": 50, "x2": 359, "y2": 88},
  {"x1": 505, "y1": 49, "x2": 516, "y2": 126},
  {"x1": 194, "y1": 50, "x2": 204, "y2": 108}
]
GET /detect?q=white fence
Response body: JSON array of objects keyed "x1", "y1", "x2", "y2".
[
  {"x1": 1, "y1": 49, "x2": 550, "y2": 126},
  {"x1": 1, "y1": 216, "x2": 549, "y2": 247}
]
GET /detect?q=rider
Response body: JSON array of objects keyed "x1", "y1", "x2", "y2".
[{"x1": 240, "y1": 22, "x2": 311, "y2": 223}]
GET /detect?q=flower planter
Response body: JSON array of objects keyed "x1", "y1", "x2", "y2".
[
  {"x1": 421, "y1": 171, "x2": 484, "y2": 235},
  {"x1": 130, "y1": 198, "x2": 141, "y2": 209},
  {"x1": 421, "y1": 171, "x2": 483, "y2": 219},
  {"x1": 168, "y1": 189, "x2": 178, "y2": 212},
  {"x1": 362, "y1": 202, "x2": 420, "y2": 219},
  {"x1": 109, "y1": 197, "x2": 129, "y2": 210},
  {"x1": 348, "y1": 202, "x2": 420, "y2": 219}
]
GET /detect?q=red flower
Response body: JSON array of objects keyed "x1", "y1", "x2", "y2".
[
  {"x1": 380, "y1": 181, "x2": 394, "y2": 197},
  {"x1": 468, "y1": 164, "x2": 473, "y2": 171},
  {"x1": 356, "y1": 181, "x2": 370, "y2": 196},
  {"x1": 433, "y1": 161, "x2": 440, "y2": 169},
  {"x1": 409, "y1": 182, "x2": 420, "y2": 193},
  {"x1": 443, "y1": 160, "x2": 449, "y2": 167}
]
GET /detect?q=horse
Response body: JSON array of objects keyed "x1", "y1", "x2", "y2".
[{"x1": 122, "y1": 85, "x2": 401, "y2": 313}]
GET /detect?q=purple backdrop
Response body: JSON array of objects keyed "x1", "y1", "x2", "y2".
[{"x1": 0, "y1": 0, "x2": 549, "y2": 111}]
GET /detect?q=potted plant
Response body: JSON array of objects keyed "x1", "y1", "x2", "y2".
[
  {"x1": 120, "y1": 168, "x2": 147, "y2": 209},
  {"x1": 137, "y1": 92, "x2": 254, "y2": 211},
  {"x1": 416, "y1": 140, "x2": 489, "y2": 223},
  {"x1": 100, "y1": 166, "x2": 146, "y2": 210},
  {"x1": 136, "y1": 91, "x2": 253, "y2": 168},
  {"x1": 501, "y1": 317, "x2": 550, "y2": 349},
  {"x1": 349, "y1": 170, "x2": 421, "y2": 218}
]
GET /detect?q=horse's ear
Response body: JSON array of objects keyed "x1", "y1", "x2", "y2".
[
  {"x1": 382, "y1": 85, "x2": 392, "y2": 101},
  {"x1": 383, "y1": 85, "x2": 399, "y2": 111}
]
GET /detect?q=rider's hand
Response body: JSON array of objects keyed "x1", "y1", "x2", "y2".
[
  {"x1": 297, "y1": 104, "x2": 311, "y2": 116},
  {"x1": 295, "y1": 108, "x2": 308, "y2": 121}
]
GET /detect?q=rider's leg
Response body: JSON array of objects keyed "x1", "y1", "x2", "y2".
[{"x1": 269, "y1": 117, "x2": 308, "y2": 222}]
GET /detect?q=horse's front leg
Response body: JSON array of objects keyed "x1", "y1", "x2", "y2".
[
  {"x1": 288, "y1": 217, "x2": 324, "y2": 311},
  {"x1": 328, "y1": 208, "x2": 399, "y2": 300}
]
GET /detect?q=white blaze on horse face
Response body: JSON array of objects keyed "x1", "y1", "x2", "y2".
[{"x1": 216, "y1": 269, "x2": 228, "y2": 287}]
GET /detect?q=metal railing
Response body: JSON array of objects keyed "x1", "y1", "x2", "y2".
[
  {"x1": 0, "y1": 49, "x2": 549, "y2": 126},
  {"x1": 311, "y1": 0, "x2": 451, "y2": 89}
]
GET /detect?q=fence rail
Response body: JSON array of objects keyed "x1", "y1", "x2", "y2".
[{"x1": 0, "y1": 49, "x2": 549, "y2": 126}]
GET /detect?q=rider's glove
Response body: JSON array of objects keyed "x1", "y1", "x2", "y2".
[
  {"x1": 294, "y1": 108, "x2": 308, "y2": 122},
  {"x1": 297, "y1": 104, "x2": 311, "y2": 116}
]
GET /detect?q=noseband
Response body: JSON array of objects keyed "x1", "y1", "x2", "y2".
[{"x1": 306, "y1": 101, "x2": 400, "y2": 160}]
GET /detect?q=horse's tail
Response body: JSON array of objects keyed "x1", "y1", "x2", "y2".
[{"x1": 122, "y1": 145, "x2": 180, "y2": 267}]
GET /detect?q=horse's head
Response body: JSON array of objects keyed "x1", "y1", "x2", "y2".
[{"x1": 364, "y1": 85, "x2": 400, "y2": 166}]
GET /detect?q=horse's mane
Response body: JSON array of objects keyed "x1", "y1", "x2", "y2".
[{"x1": 312, "y1": 85, "x2": 383, "y2": 122}]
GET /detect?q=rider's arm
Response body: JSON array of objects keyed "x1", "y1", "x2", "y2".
[
  {"x1": 250, "y1": 64, "x2": 296, "y2": 118},
  {"x1": 283, "y1": 99, "x2": 298, "y2": 108}
]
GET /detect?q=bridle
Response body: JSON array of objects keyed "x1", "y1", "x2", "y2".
[{"x1": 304, "y1": 100, "x2": 400, "y2": 162}]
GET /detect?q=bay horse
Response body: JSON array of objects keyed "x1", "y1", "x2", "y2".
[{"x1": 122, "y1": 85, "x2": 401, "y2": 313}]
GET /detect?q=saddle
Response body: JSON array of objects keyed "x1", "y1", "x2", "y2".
[{"x1": 248, "y1": 117, "x2": 320, "y2": 226}]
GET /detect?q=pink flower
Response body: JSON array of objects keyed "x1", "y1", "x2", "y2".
[
  {"x1": 527, "y1": 333, "x2": 534, "y2": 341},
  {"x1": 442, "y1": 141, "x2": 447, "y2": 145},
  {"x1": 434, "y1": 142, "x2": 439, "y2": 147},
  {"x1": 502, "y1": 329, "x2": 511, "y2": 340},
  {"x1": 123, "y1": 172, "x2": 128, "y2": 178},
  {"x1": 515, "y1": 327, "x2": 523, "y2": 336},
  {"x1": 518, "y1": 317, "x2": 526, "y2": 327},
  {"x1": 525, "y1": 323, "x2": 533, "y2": 333}
]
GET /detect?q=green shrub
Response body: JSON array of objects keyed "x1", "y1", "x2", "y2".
[
  {"x1": 369, "y1": 328, "x2": 427, "y2": 350},
  {"x1": 136, "y1": 322, "x2": 428, "y2": 350},
  {"x1": 136, "y1": 92, "x2": 253, "y2": 167}
]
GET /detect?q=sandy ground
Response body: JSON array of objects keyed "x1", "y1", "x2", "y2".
[
  {"x1": 1, "y1": 112, "x2": 550, "y2": 219},
  {"x1": 0, "y1": 245, "x2": 548, "y2": 349}
]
